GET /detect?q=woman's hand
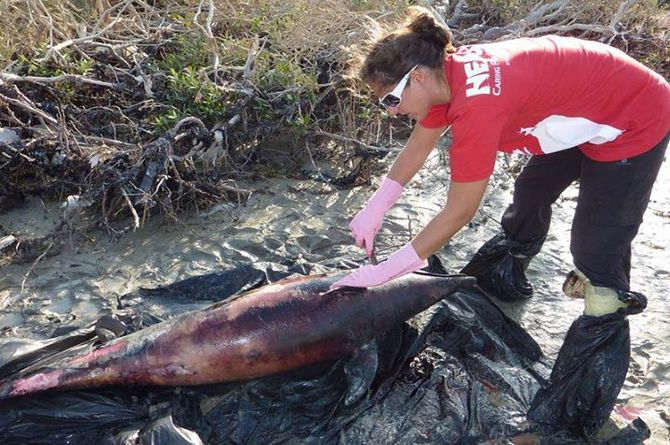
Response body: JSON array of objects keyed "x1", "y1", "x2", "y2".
[
  {"x1": 348, "y1": 125, "x2": 446, "y2": 257},
  {"x1": 349, "y1": 177, "x2": 403, "y2": 257},
  {"x1": 330, "y1": 243, "x2": 427, "y2": 290}
]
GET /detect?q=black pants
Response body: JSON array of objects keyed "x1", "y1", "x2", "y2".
[{"x1": 501, "y1": 131, "x2": 669, "y2": 291}]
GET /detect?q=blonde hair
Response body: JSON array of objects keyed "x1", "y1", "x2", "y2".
[{"x1": 359, "y1": 6, "x2": 455, "y2": 87}]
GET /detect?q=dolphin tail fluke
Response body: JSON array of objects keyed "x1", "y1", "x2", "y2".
[{"x1": 343, "y1": 341, "x2": 379, "y2": 406}]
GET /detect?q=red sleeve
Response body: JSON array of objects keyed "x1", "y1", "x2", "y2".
[
  {"x1": 449, "y1": 107, "x2": 507, "y2": 182},
  {"x1": 419, "y1": 104, "x2": 450, "y2": 129}
]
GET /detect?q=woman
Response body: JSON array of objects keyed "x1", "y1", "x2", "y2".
[{"x1": 330, "y1": 6, "x2": 670, "y2": 436}]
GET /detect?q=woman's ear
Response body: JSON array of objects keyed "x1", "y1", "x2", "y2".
[
  {"x1": 411, "y1": 67, "x2": 429, "y2": 86},
  {"x1": 410, "y1": 68, "x2": 423, "y2": 84}
]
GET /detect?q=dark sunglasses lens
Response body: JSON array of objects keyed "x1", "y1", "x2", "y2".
[{"x1": 382, "y1": 94, "x2": 400, "y2": 108}]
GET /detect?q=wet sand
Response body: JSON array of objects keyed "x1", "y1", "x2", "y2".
[{"x1": 0, "y1": 145, "x2": 668, "y2": 443}]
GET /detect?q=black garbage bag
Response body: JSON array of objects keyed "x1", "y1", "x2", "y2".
[
  {"x1": 461, "y1": 232, "x2": 545, "y2": 300},
  {"x1": 0, "y1": 390, "x2": 150, "y2": 444},
  {"x1": 528, "y1": 291, "x2": 649, "y2": 438}
]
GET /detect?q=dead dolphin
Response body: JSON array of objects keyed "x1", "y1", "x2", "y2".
[{"x1": 0, "y1": 271, "x2": 475, "y2": 403}]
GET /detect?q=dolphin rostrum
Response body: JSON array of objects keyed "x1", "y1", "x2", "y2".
[{"x1": 0, "y1": 271, "x2": 475, "y2": 403}]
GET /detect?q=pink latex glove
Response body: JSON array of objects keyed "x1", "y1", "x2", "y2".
[
  {"x1": 350, "y1": 177, "x2": 403, "y2": 257},
  {"x1": 330, "y1": 243, "x2": 427, "y2": 290}
]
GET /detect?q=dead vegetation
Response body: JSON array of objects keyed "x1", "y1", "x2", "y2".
[{"x1": 0, "y1": 0, "x2": 668, "y2": 265}]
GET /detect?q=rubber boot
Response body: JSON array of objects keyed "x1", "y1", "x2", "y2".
[{"x1": 461, "y1": 232, "x2": 545, "y2": 300}]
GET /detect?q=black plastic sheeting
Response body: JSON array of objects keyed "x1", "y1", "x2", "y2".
[{"x1": 0, "y1": 262, "x2": 651, "y2": 445}]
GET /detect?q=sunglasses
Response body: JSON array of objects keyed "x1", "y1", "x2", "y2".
[{"x1": 379, "y1": 64, "x2": 419, "y2": 109}]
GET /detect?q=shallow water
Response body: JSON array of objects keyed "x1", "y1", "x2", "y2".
[{"x1": 0, "y1": 144, "x2": 668, "y2": 443}]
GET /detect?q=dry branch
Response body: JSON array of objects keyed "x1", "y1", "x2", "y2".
[
  {"x1": 0, "y1": 72, "x2": 121, "y2": 90},
  {"x1": 20, "y1": 240, "x2": 54, "y2": 293},
  {"x1": 315, "y1": 131, "x2": 390, "y2": 155},
  {"x1": 0, "y1": 90, "x2": 57, "y2": 126}
]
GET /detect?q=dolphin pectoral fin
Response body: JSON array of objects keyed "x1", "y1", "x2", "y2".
[{"x1": 343, "y1": 341, "x2": 378, "y2": 406}]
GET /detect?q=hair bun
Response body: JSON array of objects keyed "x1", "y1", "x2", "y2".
[
  {"x1": 405, "y1": 7, "x2": 451, "y2": 49},
  {"x1": 357, "y1": 6, "x2": 456, "y2": 85}
]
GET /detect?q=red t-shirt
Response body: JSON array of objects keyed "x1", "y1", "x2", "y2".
[{"x1": 420, "y1": 36, "x2": 670, "y2": 182}]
